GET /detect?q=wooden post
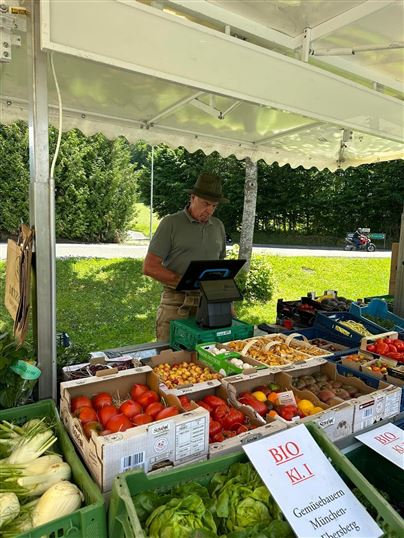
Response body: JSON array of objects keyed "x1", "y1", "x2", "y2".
[{"x1": 389, "y1": 243, "x2": 399, "y2": 295}]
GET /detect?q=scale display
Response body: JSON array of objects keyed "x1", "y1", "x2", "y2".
[{"x1": 176, "y1": 259, "x2": 246, "y2": 291}]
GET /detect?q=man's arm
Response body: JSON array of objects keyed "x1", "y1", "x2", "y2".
[{"x1": 143, "y1": 252, "x2": 181, "y2": 289}]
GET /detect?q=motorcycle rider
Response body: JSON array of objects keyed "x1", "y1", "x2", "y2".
[{"x1": 352, "y1": 228, "x2": 362, "y2": 249}]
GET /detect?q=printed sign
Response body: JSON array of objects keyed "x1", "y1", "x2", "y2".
[
  {"x1": 355, "y1": 423, "x2": 404, "y2": 470},
  {"x1": 243, "y1": 424, "x2": 382, "y2": 538}
]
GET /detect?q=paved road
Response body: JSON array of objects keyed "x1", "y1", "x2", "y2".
[{"x1": 0, "y1": 242, "x2": 391, "y2": 259}]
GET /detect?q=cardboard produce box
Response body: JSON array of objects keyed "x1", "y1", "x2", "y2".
[
  {"x1": 223, "y1": 370, "x2": 354, "y2": 441},
  {"x1": 163, "y1": 383, "x2": 286, "y2": 457},
  {"x1": 281, "y1": 361, "x2": 402, "y2": 433},
  {"x1": 224, "y1": 369, "x2": 354, "y2": 441},
  {"x1": 147, "y1": 349, "x2": 222, "y2": 395},
  {"x1": 60, "y1": 366, "x2": 209, "y2": 492}
]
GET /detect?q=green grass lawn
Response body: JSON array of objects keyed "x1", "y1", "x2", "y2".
[
  {"x1": 0, "y1": 256, "x2": 390, "y2": 360},
  {"x1": 128, "y1": 203, "x2": 161, "y2": 237}
]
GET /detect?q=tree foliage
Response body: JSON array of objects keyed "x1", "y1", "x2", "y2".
[
  {"x1": 0, "y1": 123, "x2": 139, "y2": 241},
  {"x1": 1, "y1": 122, "x2": 403, "y2": 242},
  {"x1": 138, "y1": 146, "x2": 403, "y2": 240}
]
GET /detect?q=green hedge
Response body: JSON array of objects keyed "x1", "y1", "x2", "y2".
[{"x1": 0, "y1": 122, "x2": 139, "y2": 242}]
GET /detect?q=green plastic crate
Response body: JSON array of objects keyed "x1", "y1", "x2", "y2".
[
  {"x1": 0, "y1": 400, "x2": 107, "y2": 538},
  {"x1": 307, "y1": 423, "x2": 404, "y2": 538},
  {"x1": 108, "y1": 423, "x2": 403, "y2": 538},
  {"x1": 170, "y1": 317, "x2": 254, "y2": 350},
  {"x1": 344, "y1": 444, "x2": 403, "y2": 518}
]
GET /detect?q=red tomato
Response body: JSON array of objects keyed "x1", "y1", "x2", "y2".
[
  {"x1": 82, "y1": 421, "x2": 102, "y2": 439},
  {"x1": 203, "y1": 395, "x2": 226, "y2": 408},
  {"x1": 178, "y1": 395, "x2": 193, "y2": 411},
  {"x1": 75, "y1": 407, "x2": 98, "y2": 424},
  {"x1": 71, "y1": 396, "x2": 92, "y2": 413},
  {"x1": 119, "y1": 400, "x2": 143, "y2": 419},
  {"x1": 213, "y1": 405, "x2": 230, "y2": 423},
  {"x1": 155, "y1": 407, "x2": 179, "y2": 421},
  {"x1": 98, "y1": 405, "x2": 119, "y2": 427},
  {"x1": 236, "y1": 424, "x2": 249, "y2": 434},
  {"x1": 222, "y1": 430, "x2": 237, "y2": 438},
  {"x1": 130, "y1": 384, "x2": 149, "y2": 401},
  {"x1": 367, "y1": 344, "x2": 376, "y2": 353},
  {"x1": 222, "y1": 409, "x2": 244, "y2": 431},
  {"x1": 132, "y1": 414, "x2": 153, "y2": 426},
  {"x1": 376, "y1": 342, "x2": 389, "y2": 355},
  {"x1": 137, "y1": 390, "x2": 160, "y2": 408},
  {"x1": 388, "y1": 345, "x2": 397, "y2": 353},
  {"x1": 106, "y1": 413, "x2": 133, "y2": 433},
  {"x1": 92, "y1": 392, "x2": 113, "y2": 410},
  {"x1": 145, "y1": 402, "x2": 165, "y2": 419},
  {"x1": 209, "y1": 420, "x2": 222, "y2": 437},
  {"x1": 211, "y1": 432, "x2": 225, "y2": 443},
  {"x1": 386, "y1": 352, "x2": 401, "y2": 360},
  {"x1": 196, "y1": 401, "x2": 213, "y2": 414}
]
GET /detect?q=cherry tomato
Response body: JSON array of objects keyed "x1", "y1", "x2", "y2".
[
  {"x1": 106, "y1": 413, "x2": 133, "y2": 433},
  {"x1": 119, "y1": 400, "x2": 143, "y2": 419},
  {"x1": 92, "y1": 392, "x2": 113, "y2": 410},
  {"x1": 98, "y1": 405, "x2": 119, "y2": 427},
  {"x1": 132, "y1": 414, "x2": 153, "y2": 426},
  {"x1": 130, "y1": 384, "x2": 149, "y2": 401},
  {"x1": 71, "y1": 396, "x2": 92, "y2": 413}
]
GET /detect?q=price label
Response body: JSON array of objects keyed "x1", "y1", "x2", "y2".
[
  {"x1": 243, "y1": 424, "x2": 382, "y2": 538},
  {"x1": 355, "y1": 423, "x2": 404, "y2": 470}
]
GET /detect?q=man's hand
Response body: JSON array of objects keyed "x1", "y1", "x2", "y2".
[{"x1": 143, "y1": 252, "x2": 182, "y2": 288}]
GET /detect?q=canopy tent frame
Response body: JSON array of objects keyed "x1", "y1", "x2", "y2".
[{"x1": 1, "y1": 0, "x2": 403, "y2": 398}]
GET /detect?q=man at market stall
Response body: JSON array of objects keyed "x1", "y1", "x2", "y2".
[{"x1": 143, "y1": 172, "x2": 228, "y2": 341}]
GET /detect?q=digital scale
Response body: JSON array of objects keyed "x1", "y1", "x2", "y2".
[{"x1": 176, "y1": 259, "x2": 246, "y2": 328}]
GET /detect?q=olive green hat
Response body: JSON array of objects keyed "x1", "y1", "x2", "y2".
[{"x1": 186, "y1": 172, "x2": 229, "y2": 203}]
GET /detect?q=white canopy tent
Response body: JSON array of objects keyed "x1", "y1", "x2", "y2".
[{"x1": 0, "y1": 0, "x2": 403, "y2": 398}]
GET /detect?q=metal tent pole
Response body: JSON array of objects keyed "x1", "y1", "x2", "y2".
[
  {"x1": 27, "y1": 0, "x2": 57, "y2": 400},
  {"x1": 149, "y1": 145, "x2": 154, "y2": 241},
  {"x1": 393, "y1": 206, "x2": 404, "y2": 318}
]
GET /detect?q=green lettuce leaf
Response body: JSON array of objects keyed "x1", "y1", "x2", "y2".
[{"x1": 146, "y1": 494, "x2": 217, "y2": 538}]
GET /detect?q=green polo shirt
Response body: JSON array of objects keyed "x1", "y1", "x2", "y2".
[{"x1": 148, "y1": 207, "x2": 226, "y2": 275}]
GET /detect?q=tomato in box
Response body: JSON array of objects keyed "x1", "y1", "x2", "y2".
[
  {"x1": 137, "y1": 390, "x2": 159, "y2": 408},
  {"x1": 75, "y1": 406, "x2": 98, "y2": 424},
  {"x1": 106, "y1": 413, "x2": 133, "y2": 433},
  {"x1": 133, "y1": 414, "x2": 153, "y2": 426},
  {"x1": 71, "y1": 395, "x2": 92, "y2": 413},
  {"x1": 155, "y1": 407, "x2": 179, "y2": 420},
  {"x1": 145, "y1": 402, "x2": 165, "y2": 419},
  {"x1": 203, "y1": 395, "x2": 226, "y2": 408},
  {"x1": 98, "y1": 404, "x2": 119, "y2": 427},
  {"x1": 92, "y1": 392, "x2": 113, "y2": 410},
  {"x1": 213, "y1": 405, "x2": 230, "y2": 423},
  {"x1": 130, "y1": 383, "x2": 149, "y2": 401},
  {"x1": 119, "y1": 400, "x2": 143, "y2": 419}
]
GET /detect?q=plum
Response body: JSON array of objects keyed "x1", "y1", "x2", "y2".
[
  {"x1": 335, "y1": 388, "x2": 351, "y2": 400},
  {"x1": 318, "y1": 390, "x2": 336, "y2": 402}
]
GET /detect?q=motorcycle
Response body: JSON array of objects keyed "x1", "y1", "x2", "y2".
[{"x1": 344, "y1": 233, "x2": 376, "y2": 252}]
